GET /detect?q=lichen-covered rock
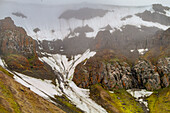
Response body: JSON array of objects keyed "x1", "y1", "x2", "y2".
[
  {"x1": 73, "y1": 49, "x2": 170, "y2": 91},
  {"x1": 73, "y1": 50, "x2": 135, "y2": 90},
  {"x1": 0, "y1": 17, "x2": 35, "y2": 57},
  {"x1": 133, "y1": 60, "x2": 161, "y2": 90},
  {"x1": 0, "y1": 17, "x2": 55, "y2": 80},
  {"x1": 157, "y1": 58, "x2": 170, "y2": 87}
]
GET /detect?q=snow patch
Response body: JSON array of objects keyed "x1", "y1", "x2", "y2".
[
  {"x1": 86, "y1": 32, "x2": 97, "y2": 38},
  {"x1": 14, "y1": 74, "x2": 50, "y2": 98},
  {"x1": 130, "y1": 50, "x2": 134, "y2": 52},
  {"x1": 127, "y1": 89, "x2": 152, "y2": 99},
  {"x1": 138, "y1": 48, "x2": 148, "y2": 55},
  {"x1": 40, "y1": 49, "x2": 96, "y2": 80},
  {"x1": 109, "y1": 91, "x2": 114, "y2": 93},
  {"x1": 14, "y1": 72, "x2": 62, "y2": 97},
  {"x1": 0, "y1": 58, "x2": 5, "y2": 68},
  {"x1": 127, "y1": 89, "x2": 153, "y2": 111},
  {"x1": 165, "y1": 9, "x2": 170, "y2": 17}
]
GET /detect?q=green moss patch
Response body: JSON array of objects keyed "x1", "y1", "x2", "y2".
[
  {"x1": 90, "y1": 84, "x2": 144, "y2": 113},
  {"x1": 0, "y1": 81, "x2": 21, "y2": 113},
  {"x1": 0, "y1": 66, "x2": 13, "y2": 78},
  {"x1": 3, "y1": 54, "x2": 55, "y2": 80},
  {"x1": 52, "y1": 95, "x2": 83, "y2": 113},
  {"x1": 147, "y1": 87, "x2": 170, "y2": 113}
]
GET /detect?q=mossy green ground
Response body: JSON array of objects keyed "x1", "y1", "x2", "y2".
[
  {"x1": 90, "y1": 84, "x2": 144, "y2": 113},
  {"x1": 53, "y1": 95, "x2": 83, "y2": 113},
  {"x1": 0, "y1": 69, "x2": 65, "y2": 113},
  {"x1": 0, "y1": 81, "x2": 21, "y2": 113},
  {"x1": 0, "y1": 66, "x2": 13, "y2": 78},
  {"x1": 0, "y1": 66, "x2": 20, "y2": 113},
  {"x1": 147, "y1": 87, "x2": 170, "y2": 113},
  {"x1": 107, "y1": 89, "x2": 144, "y2": 113}
]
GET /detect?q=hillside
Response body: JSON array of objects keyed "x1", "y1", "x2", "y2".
[{"x1": 0, "y1": 68, "x2": 65, "y2": 113}]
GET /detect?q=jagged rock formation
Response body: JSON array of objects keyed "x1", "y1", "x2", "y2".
[
  {"x1": 157, "y1": 58, "x2": 170, "y2": 87},
  {"x1": 136, "y1": 4, "x2": 170, "y2": 26},
  {"x1": 73, "y1": 50, "x2": 170, "y2": 91},
  {"x1": 0, "y1": 17, "x2": 34, "y2": 56},
  {"x1": 73, "y1": 50, "x2": 136, "y2": 90},
  {"x1": 133, "y1": 60, "x2": 161, "y2": 90}
]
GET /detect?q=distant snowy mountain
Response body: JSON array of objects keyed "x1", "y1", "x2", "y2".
[{"x1": 0, "y1": 1, "x2": 169, "y2": 41}]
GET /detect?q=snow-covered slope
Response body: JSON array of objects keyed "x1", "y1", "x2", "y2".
[
  {"x1": 0, "y1": 1, "x2": 169, "y2": 41},
  {"x1": 38, "y1": 49, "x2": 108, "y2": 113},
  {"x1": 0, "y1": 50, "x2": 108, "y2": 113}
]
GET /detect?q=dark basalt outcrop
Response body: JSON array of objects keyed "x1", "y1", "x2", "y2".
[
  {"x1": 59, "y1": 8, "x2": 109, "y2": 20},
  {"x1": 136, "y1": 4, "x2": 170, "y2": 26},
  {"x1": 74, "y1": 25, "x2": 94, "y2": 33},
  {"x1": 121, "y1": 15, "x2": 132, "y2": 21},
  {"x1": 152, "y1": 4, "x2": 170, "y2": 14},
  {"x1": 12, "y1": 12, "x2": 27, "y2": 18},
  {"x1": 133, "y1": 59, "x2": 161, "y2": 90}
]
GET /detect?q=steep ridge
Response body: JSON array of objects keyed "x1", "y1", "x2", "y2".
[{"x1": 0, "y1": 17, "x2": 55, "y2": 80}]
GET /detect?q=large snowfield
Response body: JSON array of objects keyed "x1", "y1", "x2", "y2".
[{"x1": 0, "y1": 1, "x2": 169, "y2": 41}]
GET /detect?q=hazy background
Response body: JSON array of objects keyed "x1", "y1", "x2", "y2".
[{"x1": 1, "y1": 0, "x2": 170, "y2": 6}]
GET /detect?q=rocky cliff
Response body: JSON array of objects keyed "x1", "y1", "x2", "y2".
[
  {"x1": 73, "y1": 53, "x2": 169, "y2": 91},
  {"x1": 0, "y1": 17, "x2": 34, "y2": 56},
  {"x1": 73, "y1": 35, "x2": 170, "y2": 91},
  {"x1": 0, "y1": 17, "x2": 55, "y2": 80}
]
